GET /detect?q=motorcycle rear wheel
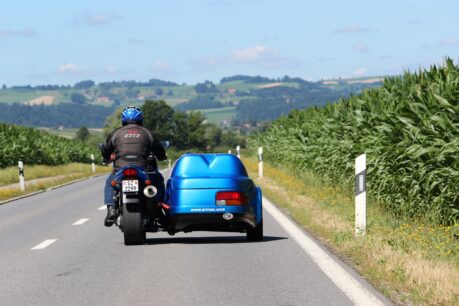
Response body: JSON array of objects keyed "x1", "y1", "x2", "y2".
[{"x1": 122, "y1": 200, "x2": 146, "y2": 245}]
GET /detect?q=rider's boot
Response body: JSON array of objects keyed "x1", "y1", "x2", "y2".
[{"x1": 104, "y1": 205, "x2": 118, "y2": 227}]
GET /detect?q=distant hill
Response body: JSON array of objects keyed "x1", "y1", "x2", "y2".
[{"x1": 0, "y1": 75, "x2": 384, "y2": 128}]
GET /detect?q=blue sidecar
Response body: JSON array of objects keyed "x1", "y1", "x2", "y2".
[{"x1": 165, "y1": 153, "x2": 263, "y2": 241}]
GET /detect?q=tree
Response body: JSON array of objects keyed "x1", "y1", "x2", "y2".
[
  {"x1": 74, "y1": 80, "x2": 95, "y2": 89},
  {"x1": 167, "y1": 89, "x2": 173, "y2": 96},
  {"x1": 104, "y1": 100, "x2": 211, "y2": 150},
  {"x1": 194, "y1": 81, "x2": 218, "y2": 94},
  {"x1": 142, "y1": 100, "x2": 175, "y2": 141},
  {"x1": 125, "y1": 88, "x2": 140, "y2": 98},
  {"x1": 76, "y1": 126, "x2": 90, "y2": 142},
  {"x1": 70, "y1": 93, "x2": 86, "y2": 104},
  {"x1": 206, "y1": 124, "x2": 222, "y2": 148},
  {"x1": 172, "y1": 111, "x2": 207, "y2": 150},
  {"x1": 221, "y1": 130, "x2": 245, "y2": 148},
  {"x1": 1, "y1": 84, "x2": 6, "y2": 90},
  {"x1": 103, "y1": 107, "x2": 123, "y2": 136},
  {"x1": 155, "y1": 87, "x2": 164, "y2": 96}
]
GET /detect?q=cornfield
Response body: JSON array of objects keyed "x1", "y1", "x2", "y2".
[
  {"x1": 249, "y1": 58, "x2": 459, "y2": 224},
  {"x1": 0, "y1": 123, "x2": 97, "y2": 168}
]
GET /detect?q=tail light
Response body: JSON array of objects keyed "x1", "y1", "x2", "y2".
[
  {"x1": 216, "y1": 191, "x2": 247, "y2": 206},
  {"x1": 123, "y1": 168, "x2": 138, "y2": 177}
]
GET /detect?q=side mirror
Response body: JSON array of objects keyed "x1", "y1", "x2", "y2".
[
  {"x1": 160, "y1": 141, "x2": 170, "y2": 149},
  {"x1": 99, "y1": 143, "x2": 106, "y2": 154}
]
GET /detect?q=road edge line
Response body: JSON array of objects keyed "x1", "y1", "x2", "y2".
[{"x1": 263, "y1": 196, "x2": 387, "y2": 306}]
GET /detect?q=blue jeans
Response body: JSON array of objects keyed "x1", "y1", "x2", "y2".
[
  {"x1": 104, "y1": 172, "x2": 165, "y2": 206},
  {"x1": 104, "y1": 173, "x2": 116, "y2": 206}
]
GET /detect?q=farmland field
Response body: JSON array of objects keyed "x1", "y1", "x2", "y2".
[
  {"x1": 250, "y1": 58, "x2": 459, "y2": 224},
  {"x1": 217, "y1": 81, "x2": 299, "y2": 91},
  {"x1": 39, "y1": 127, "x2": 104, "y2": 139},
  {"x1": 201, "y1": 107, "x2": 236, "y2": 124},
  {"x1": 0, "y1": 90, "x2": 62, "y2": 104}
]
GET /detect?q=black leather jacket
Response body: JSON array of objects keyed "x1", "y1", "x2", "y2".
[{"x1": 104, "y1": 123, "x2": 166, "y2": 171}]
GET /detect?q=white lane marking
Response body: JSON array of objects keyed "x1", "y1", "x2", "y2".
[
  {"x1": 263, "y1": 197, "x2": 385, "y2": 306},
  {"x1": 73, "y1": 218, "x2": 90, "y2": 225},
  {"x1": 31, "y1": 239, "x2": 58, "y2": 250},
  {"x1": 98, "y1": 205, "x2": 106, "y2": 210}
]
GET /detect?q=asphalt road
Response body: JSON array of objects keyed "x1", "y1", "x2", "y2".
[{"x1": 0, "y1": 171, "x2": 391, "y2": 306}]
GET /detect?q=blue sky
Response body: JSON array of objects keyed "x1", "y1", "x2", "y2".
[{"x1": 0, "y1": 0, "x2": 458, "y2": 86}]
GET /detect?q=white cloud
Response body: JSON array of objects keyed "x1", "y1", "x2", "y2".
[
  {"x1": 86, "y1": 14, "x2": 114, "y2": 25},
  {"x1": 0, "y1": 30, "x2": 10, "y2": 38},
  {"x1": 0, "y1": 28, "x2": 38, "y2": 38},
  {"x1": 58, "y1": 63, "x2": 88, "y2": 74},
  {"x1": 15, "y1": 28, "x2": 38, "y2": 37},
  {"x1": 353, "y1": 68, "x2": 367, "y2": 77},
  {"x1": 71, "y1": 13, "x2": 121, "y2": 26},
  {"x1": 334, "y1": 25, "x2": 370, "y2": 34},
  {"x1": 188, "y1": 56, "x2": 223, "y2": 73},
  {"x1": 231, "y1": 45, "x2": 302, "y2": 69},
  {"x1": 352, "y1": 42, "x2": 371, "y2": 54},
  {"x1": 188, "y1": 45, "x2": 302, "y2": 73},
  {"x1": 439, "y1": 37, "x2": 459, "y2": 47},
  {"x1": 232, "y1": 45, "x2": 277, "y2": 62},
  {"x1": 152, "y1": 60, "x2": 171, "y2": 71},
  {"x1": 104, "y1": 65, "x2": 119, "y2": 75}
]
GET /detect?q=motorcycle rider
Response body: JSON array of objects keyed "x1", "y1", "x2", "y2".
[{"x1": 101, "y1": 105, "x2": 167, "y2": 226}]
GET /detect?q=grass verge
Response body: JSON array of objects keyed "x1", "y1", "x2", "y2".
[
  {"x1": 0, "y1": 163, "x2": 111, "y2": 202},
  {"x1": 242, "y1": 157, "x2": 459, "y2": 305}
]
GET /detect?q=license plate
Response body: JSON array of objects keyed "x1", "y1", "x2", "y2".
[{"x1": 122, "y1": 180, "x2": 139, "y2": 192}]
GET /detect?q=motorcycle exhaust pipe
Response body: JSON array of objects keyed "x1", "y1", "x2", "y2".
[{"x1": 143, "y1": 185, "x2": 158, "y2": 198}]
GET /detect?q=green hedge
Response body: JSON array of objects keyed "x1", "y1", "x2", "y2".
[{"x1": 249, "y1": 58, "x2": 459, "y2": 224}]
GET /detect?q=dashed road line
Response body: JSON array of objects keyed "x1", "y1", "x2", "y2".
[
  {"x1": 98, "y1": 205, "x2": 106, "y2": 210},
  {"x1": 31, "y1": 239, "x2": 58, "y2": 250},
  {"x1": 73, "y1": 218, "x2": 90, "y2": 225}
]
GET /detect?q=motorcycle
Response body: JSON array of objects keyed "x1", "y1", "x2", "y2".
[{"x1": 99, "y1": 142, "x2": 169, "y2": 245}]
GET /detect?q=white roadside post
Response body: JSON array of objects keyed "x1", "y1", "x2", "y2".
[
  {"x1": 18, "y1": 161, "x2": 25, "y2": 191},
  {"x1": 236, "y1": 145, "x2": 241, "y2": 159},
  {"x1": 258, "y1": 147, "x2": 263, "y2": 178},
  {"x1": 355, "y1": 154, "x2": 366, "y2": 236},
  {"x1": 228, "y1": 150, "x2": 232, "y2": 154},
  {"x1": 90, "y1": 154, "x2": 96, "y2": 173},
  {"x1": 168, "y1": 159, "x2": 171, "y2": 168}
]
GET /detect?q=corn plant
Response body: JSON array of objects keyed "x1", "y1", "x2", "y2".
[
  {"x1": 249, "y1": 57, "x2": 459, "y2": 224},
  {"x1": 0, "y1": 123, "x2": 97, "y2": 168}
]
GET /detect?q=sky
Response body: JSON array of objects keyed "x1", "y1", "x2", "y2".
[{"x1": 0, "y1": 0, "x2": 458, "y2": 86}]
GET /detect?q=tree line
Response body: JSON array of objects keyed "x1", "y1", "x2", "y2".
[
  {"x1": 234, "y1": 82, "x2": 379, "y2": 123},
  {"x1": 104, "y1": 100, "x2": 245, "y2": 150},
  {"x1": 0, "y1": 103, "x2": 115, "y2": 128}
]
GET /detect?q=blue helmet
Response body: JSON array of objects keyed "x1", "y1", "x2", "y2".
[{"x1": 121, "y1": 106, "x2": 144, "y2": 125}]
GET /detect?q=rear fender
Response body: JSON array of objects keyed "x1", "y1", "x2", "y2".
[
  {"x1": 122, "y1": 192, "x2": 142, "y2": 213},
  {"x1": 255, "y1": 187, "x2": 263, "y2": 225}
]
